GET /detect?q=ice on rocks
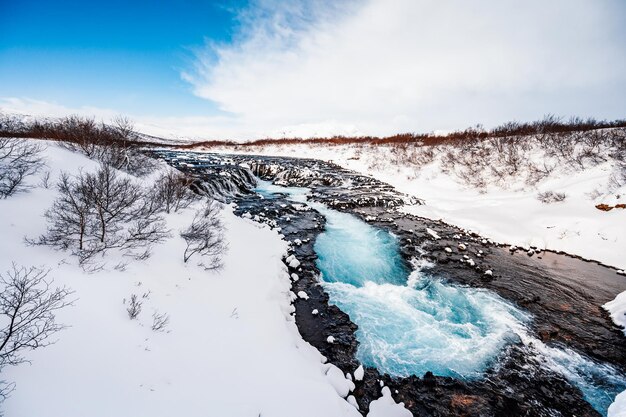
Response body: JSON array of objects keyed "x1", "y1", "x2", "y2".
[{"x1": 297, "y1": 291, "x2": 309, "y2": 300}]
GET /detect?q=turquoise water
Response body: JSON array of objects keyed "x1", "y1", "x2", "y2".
[
  {"x1": 313, "y1": 201, "x2": 528, "y2": 379},
  {"x1": 254, "y1": 179, "x2": 625, "y2": 415}
]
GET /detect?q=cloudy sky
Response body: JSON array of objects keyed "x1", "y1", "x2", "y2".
[{"x1": 1, "y1": 0, "x2": 625, "y2": 140}]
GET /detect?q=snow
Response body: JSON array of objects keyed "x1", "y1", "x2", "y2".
[
  {"x1": 354, "y1": 364, "x2": 365, "y2": 381},
  {"x1": 609, "y1": 390, "x2": 626, "y2": 417},
  {"x1": 327, "y1": 335, "x2": 335, "y2": 343},
  {"x1": 426, "y1": 228, "x2": 440, "y2": 240},
  {"x1": 324, "y1": 364, "x2": 355, "y2": 398},
  {"x1": 286, "y1": 254, "x2": 301, "y2": 268},
  {"x1": 0, "y1": 141, "x2": 361, "y2": 417},
  {"x1": 347, "y1": 395, "x2": 360, "y2": 410},
  {"x1": 367, "y1": 387, "x2": 412, "y2": 417},
  {"x1": 604, "y1": 292, "x2": 626, "y2": 335}
]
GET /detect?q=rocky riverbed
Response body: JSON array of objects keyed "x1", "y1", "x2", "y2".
[{"x1": 151, "y1": 150, "x2": 626, "y2": 417}]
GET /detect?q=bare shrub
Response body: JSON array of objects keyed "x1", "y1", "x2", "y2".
[
  {"x1": 180, "y1": 200, "x2": 226, "y2": 269},
  {"x1": 0, "y1": 138, "x2": 45, "y2": 198},
  {"x1": 152, "y1": 170, "x2": 199, "y2": 213},
  {"x1": 40, "y1": 170, "x2": 51, "y2": 189},
  {"x1": 151, "y1": 311, "x2": 170, "y2": 332},
  {"x1": 33, "y1": 164, "x2": 170, "y2": 266},
  {"x1": 0, "y1": 264, "x2": 72, "y2": 399},
  {"x1": 126, "y1": 294, "x2": 142, "y2": 320},
  {"x1": 537, "y1": 191, "x2": 567, "y2": 204},
  {"x1": 57, "y1": 116, "x2": 157, "y2": 177}
]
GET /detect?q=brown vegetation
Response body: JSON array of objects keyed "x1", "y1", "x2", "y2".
[{"x1": 177, "y1": 115, "x2": 626, "y2": 149}]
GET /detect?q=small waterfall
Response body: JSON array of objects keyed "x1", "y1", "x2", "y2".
[
  {"x1": 249, "y1": 161, "x2": 344, "y2": 187},
  {"x1": 190, "y1": 165, "x2": 257, "y2": 201}
]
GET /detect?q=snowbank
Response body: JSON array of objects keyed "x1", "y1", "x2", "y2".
[
  {"x1": 604, "y1": 292, "x2": 626, "y2": 335},
  {"x1": 0, "y1": 141, "x2": 360, "y2": 417},
  {"x1": 609, "y1": 390, "x2": 626, "y2": 417},
  {"x1": 367, "y1": 387, "x2": 412, "y2": 417}
]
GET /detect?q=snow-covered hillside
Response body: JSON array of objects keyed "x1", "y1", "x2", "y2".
[{"x1": 0, "y1": 141, "x2": 411, "y2": 417}]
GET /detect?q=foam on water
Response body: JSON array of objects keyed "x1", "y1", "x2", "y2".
[{"x1": 254, "y1": 179, "x2": 625, "y2": 415}]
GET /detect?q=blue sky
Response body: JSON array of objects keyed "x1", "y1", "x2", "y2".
[
  {"x1": 1, "y1": 0, "x2": 625, "y2": 139},
  {"x1": 0, "y1": 0, "x2": 243, "y2": 117}
]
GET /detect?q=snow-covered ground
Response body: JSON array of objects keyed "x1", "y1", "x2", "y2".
[{"x1": 0, "y1": 141, "x2": 411, "y2": 417}]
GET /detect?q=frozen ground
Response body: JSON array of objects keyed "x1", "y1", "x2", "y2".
[{"x1": 1, "y1": 141, "x2": 409, "y2": 417}]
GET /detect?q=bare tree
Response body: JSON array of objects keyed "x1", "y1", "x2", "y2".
[
  {"x1": 152, "y1": 170, "x2": 199, "y2": 213},
  {"x1": 112, "y1": 116, "x2": 136, "y2": 142},
  {"x1": 86, "y1": 164, "x2": 143, "y2": 244},
  {"x1": 0, "y1": 138, "x2": 45, "y2": 198},
  {"x1": 37, "y1": 171, "x2": 94, "y2": 252},
  {"x1": 33, "y1": 164, "x2": 170, "y2": 266},
  {"x1": 0, "y1": 264, "x2": 72, "y2": 400},
  {"x1": 180, "y1": 200, "x2": 226, "y2": 269}
]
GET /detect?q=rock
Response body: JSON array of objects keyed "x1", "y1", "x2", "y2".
[
  {"x1": 444, "y1": 247, "x2": 452, "y2": 253},
  {"x1": 596, "y1": 203, "x2": 613, "y2": 211},
  {"x1": 458, "y1": 243, "x2": 467, "y2": 251}
]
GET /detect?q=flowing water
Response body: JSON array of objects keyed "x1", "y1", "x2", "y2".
[{"x1": 254, "y1": 180, "x2": 625, "y2": 415}]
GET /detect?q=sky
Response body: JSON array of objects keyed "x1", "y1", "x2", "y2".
[{"x1": 1, "y1": 0, "x2": 625, "y2": 140}]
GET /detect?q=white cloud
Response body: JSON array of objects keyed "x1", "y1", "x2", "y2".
[{"x1": 186, "y1": 0, "x2": 626, "y2": 138}]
